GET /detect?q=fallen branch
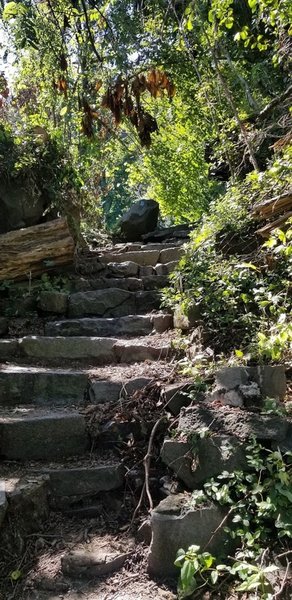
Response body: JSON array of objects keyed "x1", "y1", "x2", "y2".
[
  {"x1": 130, "y1": 415, "x2": 167, "y2": 525},
  {"x1": 256, "y1": 211, "x2": 292, "y2": 238},
  {"x1": 252, "y1": 191, "x2": 292, "y2": 220}
]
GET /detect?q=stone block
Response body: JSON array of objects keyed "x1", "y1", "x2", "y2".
[
  {"x1": 0, "y1": 411, "x2": 89, "y2": 460},
  {"x1": 107, "y1": 261, "x2": 139, "y2": 277},
  {"x1": 62, "y1": 541, "x2": 133, "y2": 577},
  {"x1": 45, "y1": 315, "x2": 153, "y2": 338},
  {"x1": 38, "y1": 291, "x2": 68, "y2": 314},
  {"x1": 139, "y1": 265, "x2": 155, "y2": 277},
  {"x1": 161, "y1": 435, "x2": 247, "y2": 488},
  {"x1": 6, "y1": 476, "x2": 49, "y2": 532},
  {"x1": 0, "y1": 339, "x2": 19, "y2": 360},
  {"x1": 19, "y1": 336, "x2": 116, "y2": 362},
  {"x1": 135, "y1": 291, "x2": 161, "y2": 313},
  {"x1": 0, "y1": 367, "x2": 88, "y2": 407},
  {"x1": 247, "y1": 365, "x2": 287, "y2": 400},
  {"x1": 68, "y1": 288, "x2": 135, "y2": 318},
  {"x1": 163, "y1": 382, "x2": 194, "y2": 415},
  {"x1": 47, "y1": 464, "x2": 124, "y2": 497},
  {"x1": 155, "y1": 261, "x2": 178, "y2": 276},
  {"x1": 159, "y1": 247, "x2": 184, "y2": 264},
  {"x1": 148, "y1": 494, "x2": 229, "y2": 576},
  {"x1": 114, "y1": 340, "x2": 169, "y2": 363},
  {"x1": 0, "y1": 317, "x2": 8, "y2": 336},
  {"x1": 152, "y1": 313, "x2": 173, "y2": 333},
  {"x1": 0, "y1": 481, "x2": 7, "y2": 527},
  {"x1": 178, "y1": 405, "x2": 288, "y2": 442},
  {"x1": 103, "y1": 250, "x2": 160, "y2": 266},
  {"x1": 142, "y1": 275, "x2": 168, "y2": 290}
]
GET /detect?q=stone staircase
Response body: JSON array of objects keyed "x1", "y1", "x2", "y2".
[{"x1": 0, "y1": 241, "x2": 184, "y2": 596}]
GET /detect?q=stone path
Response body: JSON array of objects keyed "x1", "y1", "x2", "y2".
[{"x1": 0, "y1": 241, "x2": 183, "y2": 598}]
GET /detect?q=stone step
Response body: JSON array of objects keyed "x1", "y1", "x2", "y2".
[
  {"x1": 0, "y1": 365, "x2": 88, "y2": 407},
  {"x1": 71, "y1": 275, "x2": 168, "y2": 292},
  {"x1": 45, "y1": 313, "x2": 173, "y2": 338},
  {"x1": 0, "y1": 335, "x2": 171, "y2": 364},
  {"x1": 77, "y1": 258, "x2": 179, "y2": 278},
  {"x1": 99, "y1": 247, "x2": 184, "y2": 266},
  {"x1": 68, "y1": 288, "x2": 161, "y2": 318},
  {"x1": 0, "y1": 408, "x2": 89, "y2": 460},
  {"x1": 0, "y1": 365, "x2": 158, "y2": 407}
]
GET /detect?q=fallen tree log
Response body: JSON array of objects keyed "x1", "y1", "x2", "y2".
[
  {"x1": 256, "y1": 211, "x2": 292, "y2": 238},
  {"x1": 0, "y1": 218, "x2": 75, "y2": 281},
  {"x1": 252, "y1": 191, "x2": 292, "y2": 220}
]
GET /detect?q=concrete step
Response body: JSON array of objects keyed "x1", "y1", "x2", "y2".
[
  {"x1": 68, "y1": 288, "x2": 161, "y2": 318},
  {"x1": 0, "y1": 408, "x2": 89, "y2": 460},
  {"x1": 45, "y1": 313, "x2": 173, "y2": 338},
  {"x1": 0, "y1": 335, "x2": 172, "y2": 364}
]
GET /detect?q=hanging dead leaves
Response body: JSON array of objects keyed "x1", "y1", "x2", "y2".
[{"x1": 101, "y1": 69, "x2": 176, "y2": 147}]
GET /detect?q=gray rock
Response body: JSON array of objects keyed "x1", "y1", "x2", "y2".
[
  {"x1": 155, "y1": 261, "x2": 178, "y2": 276},
  {"x1": 178, "y1": 405, "x2": 288, "y2": 442},
  {"x1": 68, "y1": 288, "x2": 135, "y2": 318},
  {"x1": 89, "y1": 380, "x2": 122, "y2": 403},
  {"x1": 173, "y1": 304, "x2": 201, "y2": 330},
  {"x1": 136, "y1": 519, "x2": 152, "y2": 545},
  {"x1": 0, "y1": 367, "x2": 88, "y2": 407},
  {"x1": 139, "y1": 265, "x2": 155, "y2": 277},
  {"x1": 148, "y1": 494, "x2": 229, "y2": 576},
  {"x1": 6, "y1": 476, "x2": 49, "y2": 532},
  {"x1": 19, "y1": 336, "x2": 117, "y2": 363},
  {"x1": 107, "y1": 261, "x2": 139, "y2": 277},
  {"x1": 161, "y1": 436, "x2": 247, "y2": 488},
  {"x1": 215, "y1": 367, "x2": 250, "y2": 390},
  {"x1": 124, "y1": 377, "x2": 152, "y2": 395},
  {"x1": 45, "y1": 315, "x2": 153, "y2": 338},
  {"x1": 38, "y1": 291, "x2": 68, "y2": 314},
  {"x1": 159, "y1": 247, "x2": 184, "y2": 264},
  {"x1": 136, "y1": 291, "x2": 161, "y2": 313},
  {"x1": 142, "y1": 275, "x2": 168, "y2": 290},
  {"x1": 62, "y1": 543, "x2": 133, "y2": 577},
  {"x1": 114, "y1": 340, "x2": 170, "y2": 363},
  {"x1": 104, "y1": 250, "x2": 160, "y2": 267},
  {"x1": 0, "y1": 317, "x2": 8, "y2": 336},
  {"x1": 163, "y1": 382, "x2": 194, "y2": 415},
  {"x1": 120, "y1": 199, "x2": 159, "y2": 242},
  {"x1": 0, "y1": 481, "x2": 7, "y2": 527},
  {"x1": 47, "y1": 464, "x2": 124, "y2": 497},
  {"x1": 73, "y1": 277, "x2": 143, "y2": 292},
  {"x1": 0, "y1": 410, "x2": 89, "y2": 460},
  {"x1": 152, "y1": 313, "x2": 173, "y2": 333},
  {"x1": 247, "y1": 365, "x2": 287, "y2": 400},
  {"x1": 0, "y1": 339, "x2": 19, "y2": 360}
]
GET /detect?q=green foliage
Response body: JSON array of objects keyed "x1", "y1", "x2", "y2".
[{"x1": 175, "y1": 439, "x2": 292, "y2": 598}]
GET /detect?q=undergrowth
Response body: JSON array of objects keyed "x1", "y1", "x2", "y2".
[
  {"x1": 175, "y1": 438, "x2": 292, "y2": 599},
  {"x1": 163, "y1": 150, "x2": 292, "y2": 362}
]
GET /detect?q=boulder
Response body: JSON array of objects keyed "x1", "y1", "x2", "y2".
[
  {"x1": 148, "y1": 494, "x2": 230, "y2": 576},
  {"x1": 5, "y1": 476, "x2": 49, "y2": 532},
  {"x1": 120, "y1": 199, "x2": 159, "y2": 241}
]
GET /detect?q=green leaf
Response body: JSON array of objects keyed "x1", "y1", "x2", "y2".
[
  {"x1": 211, "y1": 570, "x2": 219, "y2": 584},
  {"x1": 60, "y1": 106, "x2": 68, "y2": 116},
  {"x1": 3, "y1": 1, "x2": 27, "y2": 20},
  {"x1": 10, "y1": 570, "x2": 22, "y2": 582}
]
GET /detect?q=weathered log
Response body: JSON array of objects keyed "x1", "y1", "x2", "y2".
[
  {"x1": 252, "y1": 191, "x2": 292, "y2": 220},
  {"x1": 0, "y1": 218, "x2": 75, "y2": 281},
  {"x1": 256, "y1": 211, "x2": 292, "y2": 238}
]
